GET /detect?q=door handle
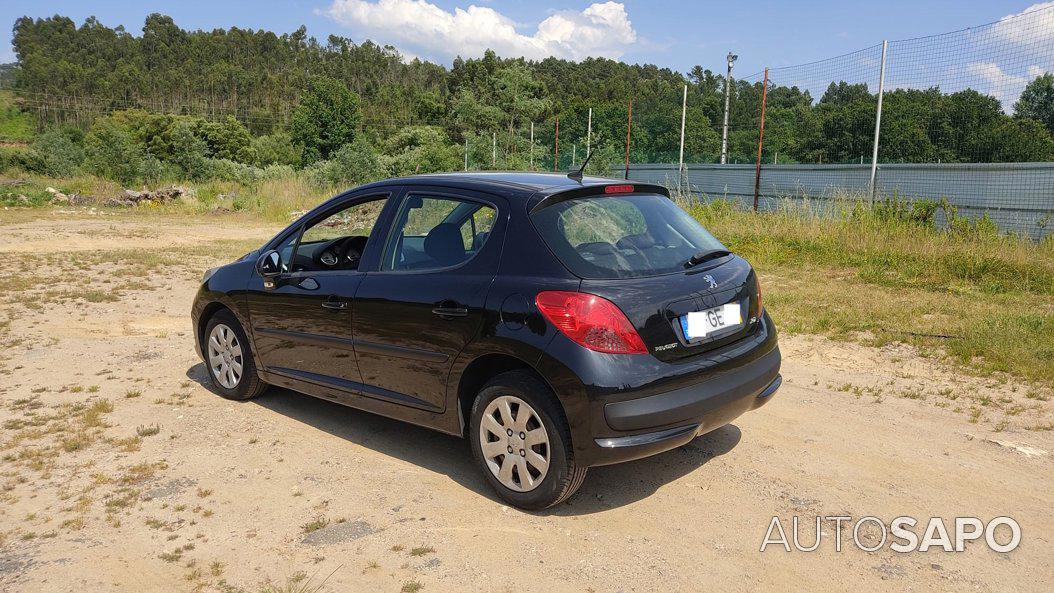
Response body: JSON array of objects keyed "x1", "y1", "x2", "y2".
[
  {"x1": 431, "y1": 306, "x2": 468, "y2": 318},
  {"x1": 322, "y1": 296, "x2": 349, "y2": 310}
]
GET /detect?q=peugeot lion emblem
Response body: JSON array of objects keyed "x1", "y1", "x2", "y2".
[{"x1": 703, "y1": 274, "x2": 717, "y2": 289}]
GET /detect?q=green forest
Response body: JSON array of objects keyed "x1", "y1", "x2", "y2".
[{"x1": 3, "y1": 13, "x2": 1054, "y2": 187}]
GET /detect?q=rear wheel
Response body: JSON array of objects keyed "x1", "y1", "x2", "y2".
[
  {"x1": 203, "y1": 310, "x2": 268, "y2": 401},
  {"x1": 469, "y1": 371, "x2": 586, "y2": 510}
]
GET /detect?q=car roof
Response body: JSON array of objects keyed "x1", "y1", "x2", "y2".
[{"x1": 360, "y1": 171, "x2": 629, "y2": 198}]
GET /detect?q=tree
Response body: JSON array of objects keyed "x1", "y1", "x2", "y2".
[
  {"x1": 1015, "y1": 73, "x2": 1054, "y2": 136},
  {"x1": 169, "y1": 120, "x2": 210, "y2": 180},
  {"x1": 981, "y1": 118, "x2": 1054, "y2": 162},
  {"x1": 290, "y1": 76, "x2": 362, "y2": 163}
]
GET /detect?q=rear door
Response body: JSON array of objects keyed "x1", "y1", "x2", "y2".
[{"x1": 352, "y1": 188, "x2": 504, "y2": 411}]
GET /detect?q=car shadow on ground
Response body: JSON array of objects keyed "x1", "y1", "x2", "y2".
[{"x1": 186, "y1": 363, "x2": 742, "y2": 516}]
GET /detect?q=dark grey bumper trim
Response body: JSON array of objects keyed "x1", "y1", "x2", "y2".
[{"x1": 594, "y1": 423, "x2": 699, "y2": 449}]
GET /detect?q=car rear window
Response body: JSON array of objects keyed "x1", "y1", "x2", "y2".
[{"x1": 530, "y1": 193, "x2": 727, "y2": 279}]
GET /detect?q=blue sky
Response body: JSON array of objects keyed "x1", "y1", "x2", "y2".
[{"x1": 0, "y1": 0, "x2": 1041, "y2": 77}]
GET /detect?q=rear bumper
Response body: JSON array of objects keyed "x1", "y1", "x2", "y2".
[
  {"x1": 593, "y1": 371, "x2": 781, "y2": 465},
  {"x1": 538, "y1": 310, "x2": 781, "y2": 467}
]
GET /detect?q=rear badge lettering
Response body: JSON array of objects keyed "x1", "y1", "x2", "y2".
[{"x1": 654, "y1": 343, "x2": 677, "y2": 351}]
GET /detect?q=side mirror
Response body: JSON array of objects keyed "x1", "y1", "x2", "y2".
[{"x1": 256, "y1": 250, "x2": 282, "y2": 278}]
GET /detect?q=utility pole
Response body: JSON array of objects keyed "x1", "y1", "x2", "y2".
[
  {"x1": 572, "y1": 144, "x2": 576, "y2": 167},
  {"x1": 678, "y1": 84, "x2": 687, "y2": 189},
  {"x1": 586, "y1": 107, "x2": 592, "y2": 155},
  {"x1": 869, "y1": 40, "x2": 889, "y2": 204},
  {"x1": 492, "y1": 131, "x2": 497, "y2": 168},
  {"x1": 720, "y1": 52, "x2": 738, "y2": 165},
  {"x1": 464, "y1": 136, "x2": 469, "y2": 171}
]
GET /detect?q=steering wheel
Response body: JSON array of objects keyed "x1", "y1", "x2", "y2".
[
  {"x1": 316, "y1": 236, "x2": 367, "y2": 270},
  {"x1": 338, "y1": 236, "x2": 368, "y2": 269}
]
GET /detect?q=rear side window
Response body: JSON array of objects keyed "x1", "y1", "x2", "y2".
[
  {"x1": 530, "y1": 193, "x2": 726, "y2": 279},
  {"x1": 381, "y1": 195, "x2": 496, "y2": 271}
]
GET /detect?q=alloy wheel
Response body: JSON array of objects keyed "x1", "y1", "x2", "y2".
[
  {"x1": 478, "y1": 395, "x2": 551, "y2": 492},
  {"x1": 207, "y1": 323, "x2": 244, "y2": 389}
]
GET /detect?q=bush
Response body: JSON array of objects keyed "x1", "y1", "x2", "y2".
[
  {"x1": 0, "y1": 145, "x2": 44, "y2": 174},
  {"x1": 382, "y1": 126, "x2": 459, "y2": 176},
  {"x1": 31, "y1": 129, "x2": 85, "y2": 177},
  {"x1": 252, "y1": 132, "x2": 301, "y2": 167},
  {"x1": 205, "y1": 158, "x2": 264, "y2": 185},
  {"x1": 198, "y1": 116, "x2": 255, "y2": 163},
  {"x1": 309, "y1": 138, "x2": 387, "y2": 187},
  {"x1": 84, "y1": 118, "x2": 162, "y2": 185}
]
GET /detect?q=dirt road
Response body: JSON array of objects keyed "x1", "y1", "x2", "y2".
[{"x1": 1, "y1": 212, "x2": 1051, "y2": 593}]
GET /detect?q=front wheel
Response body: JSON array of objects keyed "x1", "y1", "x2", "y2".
[
  {"x1": 469, "y1": 371, "x2": 587, "y2": 510},
  {"x1": 203, "y1": 310, "x2": 268, "y2": 401}
]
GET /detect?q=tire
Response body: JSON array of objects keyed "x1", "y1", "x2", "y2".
[
  {"x1": 202, "y1": 310, "x2": 268, "y2": 401},
  {"x1": 469, "y1": 370, "x2": 587, "y2": 510}
]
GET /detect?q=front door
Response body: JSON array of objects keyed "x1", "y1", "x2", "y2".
[
  {"x1": 352, "y1": 189, "x2": 503, "y2": 411},
  {"x1": 245, "y1": 194, "x2": 391, "y2": 389}
]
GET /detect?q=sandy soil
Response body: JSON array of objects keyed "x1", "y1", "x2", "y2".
[{"x1": 0, "y1": 211, "x2": 1051, "y2": 593}]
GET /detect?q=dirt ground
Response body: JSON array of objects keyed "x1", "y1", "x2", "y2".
[{"x1": 0, "y1": 211, "x2": 1051, "y2": 593}]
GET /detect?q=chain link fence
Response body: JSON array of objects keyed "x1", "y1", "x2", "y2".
[{"x1": 628, "y1": 5, "x2": 1054, "y2": 239}]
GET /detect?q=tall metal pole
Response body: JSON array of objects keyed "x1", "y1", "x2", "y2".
[
  {"x1": 753, "y1": 68, "x2": 770, "y2": 212},
  {"x1": 492, "y1": 131, "x2": 497, "y2": 168},
  {"x1": 464, "y1": 136, "x2": 469, "y2": 171},
  {"x1": 530, "y1": 122, "x2": 534, "y2": 170},
  {"x1": 586, "y1": 107, "x2": 592, "y2": 155},
  {"x1": 720, "y1": 52, "x2": 738, "y2": 165},
  {"x1": 678, "y1": 84, "x2": 687, "y2": 189},
  {"x1": 869, "y1": 40, "x2": 888, "y2": 204},
  {"x1": 624, "y1": 100, "x2": 633, "y2": 180},
  {"x1": 554, "y1": 117, "x2": 560, "y2": 172},
  {"x1": 572, "y1": 144, "x2": 576, "y2": 167}
]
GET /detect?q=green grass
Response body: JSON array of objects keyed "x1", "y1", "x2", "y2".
[
  {"x1": 0, "y1": 91, "x2": 35, "y2": 143},
  {"x1": 684, "y1": 197, "x2": 1054, "y2": 385}
]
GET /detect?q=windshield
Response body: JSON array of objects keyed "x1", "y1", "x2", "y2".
[{"x1": 530, "y1": 193, "x2": 727, "y2": 279}]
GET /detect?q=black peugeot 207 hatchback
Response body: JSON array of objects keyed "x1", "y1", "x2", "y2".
[{"x1": 192, "y1": 172, "x2": 781, "y2": 509}]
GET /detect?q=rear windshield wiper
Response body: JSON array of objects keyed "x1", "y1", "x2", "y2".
[{"x1": 684, "y1": 249, "x2": 731, "y2": 268}]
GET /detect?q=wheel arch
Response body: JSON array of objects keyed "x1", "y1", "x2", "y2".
[
  {"x1": 454, "y1": 352, "x2": 562, "y2": 437},
  {"x1": 197, "y1": 301, "x2": 232, "y2": 349}
]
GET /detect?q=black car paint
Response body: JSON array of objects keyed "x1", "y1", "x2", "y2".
[{"x1": 192, "y1": 172, "x2": 781, "y2": 468}]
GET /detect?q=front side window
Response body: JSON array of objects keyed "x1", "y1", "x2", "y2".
[
  {"x1": 382, "y1": 195, "x2": 496, "y2": 271},
  {"x1": 287, "y1": 197, "x2": 387, "y2": 272},
  {"x1": 530, "y1": 193, "x2": 727, "y2": 279}
]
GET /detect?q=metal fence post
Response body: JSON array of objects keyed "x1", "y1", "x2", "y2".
[
  {"x1": 554, "y1": 117, "x2": 560, "y2": 172},
  {"x1": 586, "y1": 107, "x2": 592, "y2": 155},
  {"x1": 530, "y1": 122, "x2": 534, "y2": 170},
  {"x1": 624, "y1": 100, "x2": 633, "y2": 180},
  {"x1": 869, "y1": 40, "x2": 888, "y2": 204},
  {"x1": 753, "y1": 68, "x2": 769, "y2": 212},
  {"x1": 678, "y1": 84, "x2": 687, "y2": 191}
]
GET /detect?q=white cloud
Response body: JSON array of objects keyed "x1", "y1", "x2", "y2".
[
  {"x1": 323, "y1": 0, "x2": 637, "y2": 62},
  {"x1": 965, "y1": 62, "x2": 1049, "y2": 109},
  {"x1": 959, "y1": 4, "x2": 1054, "y2": 108},
  {"x1": 991, "y1": 2, "x2": 1054, "y2": 49}
]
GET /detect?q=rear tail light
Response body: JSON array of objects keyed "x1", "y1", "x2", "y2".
[
  {"x1": 754, "y1": 273, "x2": 763, "y2": 318},
  {"x1": 535, "y1": 291, "x2": 647, "y2": 354}
]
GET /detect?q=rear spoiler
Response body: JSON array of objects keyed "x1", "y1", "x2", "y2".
[{"x1": 529, "y1": 182, "x2": 670, "y2": 214}]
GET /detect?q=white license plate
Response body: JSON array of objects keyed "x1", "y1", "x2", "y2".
[{"x1": 681, "y1": 303, "x2": 742, "y2": 340}]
